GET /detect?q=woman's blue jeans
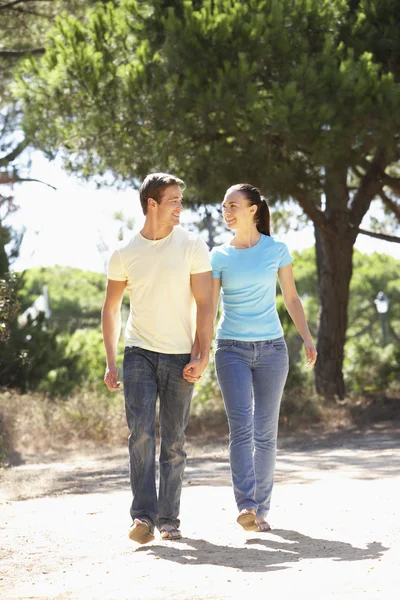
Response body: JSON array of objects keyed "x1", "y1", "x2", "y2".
[
  {"x1": 215, "y1": 338, "x2": 289, "y2": 518},
  {"x1": 123, "y1": 346, "x2": 194, "y2": 533}
]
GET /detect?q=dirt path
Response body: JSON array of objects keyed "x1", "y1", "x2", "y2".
[{"x1": 1, "y1": 425, "x2": 400, "y2": 600}]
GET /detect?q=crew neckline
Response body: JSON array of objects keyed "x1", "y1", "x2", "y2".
[
  {"x1": 139, "y1": 228, "x2": 174, "y2": 244},
  {"x1": 228, "y1": 234, "x2": 264, "y2": 251}
]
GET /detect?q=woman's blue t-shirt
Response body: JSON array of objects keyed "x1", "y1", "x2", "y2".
[{"x1": 211, "y1": 234, "x2": 293, "y2": 341}]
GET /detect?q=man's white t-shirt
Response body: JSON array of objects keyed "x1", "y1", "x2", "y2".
[{"x1": 107, "y1": 226, "x2": 211, "y2": 354}]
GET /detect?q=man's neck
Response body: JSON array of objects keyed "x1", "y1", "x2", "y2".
[{"x1": 140, "y1": 220, "x2": 175, "y2": 241}]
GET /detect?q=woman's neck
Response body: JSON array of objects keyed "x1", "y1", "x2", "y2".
[{"x1": 231, "y1": 226, "x2": 261, "y2": 249}]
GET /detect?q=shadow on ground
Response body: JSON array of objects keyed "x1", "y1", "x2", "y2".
[{"x1": 141, "y1": 529, "x2": 388, "y2": 572}]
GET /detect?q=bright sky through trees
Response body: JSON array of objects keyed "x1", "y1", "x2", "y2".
[{"x1": 6, "y1": 154, "x2": 399, "y2": 275}]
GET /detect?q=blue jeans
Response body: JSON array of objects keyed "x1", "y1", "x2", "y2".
[
  {"x1": 215, "y1": 338, "x2": 289, "y2": 518},
  {"x1": 123, "y1": 346, "x2": 194, "y2": 532}
]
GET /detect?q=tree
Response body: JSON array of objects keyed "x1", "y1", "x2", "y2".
[
  {"x1": 0, "y1": 265, "x2": 117, "y2": 394},
  {"x1": 15, "y1": 0, "x2": 400, "y2": 397},
  {"x1": 0, "y1": 1, "x2": 113, "y2": 279}
]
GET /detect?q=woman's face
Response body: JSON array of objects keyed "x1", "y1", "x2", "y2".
[{"x1": 221, "y1": 190, "x2": 256, "y2": 230}]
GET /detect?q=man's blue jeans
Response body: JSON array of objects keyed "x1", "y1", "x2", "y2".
[
  {"x1": 123, "y1": 346, "x2": 194, "y2": 532},
  {"x1": 215, "y1": 338, "x2": 289, "y2": 518}
]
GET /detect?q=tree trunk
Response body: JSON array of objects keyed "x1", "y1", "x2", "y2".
[
  {"x1": 0, "y1": 227, "x2": 10, "y2": 279},
  {"x1": 314, "y1": 226, "x2": 355, "y2": 399},
  {"x1": 312, "y1": 157, "x2": 385, "y2": 399}
]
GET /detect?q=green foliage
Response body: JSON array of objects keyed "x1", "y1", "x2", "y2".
[
  {"x1": 0, "y1": 272, "x2": 19, "y2": 342},
  {"x1": 19, "y1": 266, "x2": 107, "y2": 330},
  {"x1": 38, "y1": 328, "x2": 125, "y2": 397},
  {"x1": 13, "y1": 0, "x2": 400, "y2": 397},
  {"x1": 0, "y1": 1, "x2": 115, "y2": 318},
  {"x1": 1, "y1": 265, "x2": 129, "y2": 397},
  {"x1": 191, "y1": 354, "x2": 221, "y2": 409},
  {"x1": 347, "y1": 250, "x2": 400, "y2": 342},
  {"x1": 344, "y1": 340, "x2": 400, "y2": 393},
  {"x1": 0, "y1": 312, "x2": 72, "y2": 393},
  {"x1": 279, "y1": 247, "x2": 400, "y2": 394},
  {"x1": 1, "y1": 266, "x2": 108, "y2": 394},
  {"x1": 14, "y1": 0, "x2": 400, "y2": 198},
  {"x1": 5, "y1": 250, "x2": 398, "y2": 402}
]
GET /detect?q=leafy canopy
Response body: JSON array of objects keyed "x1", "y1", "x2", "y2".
[{"x1": 15, "y1": 0, "x2": 400, "y2": 208}]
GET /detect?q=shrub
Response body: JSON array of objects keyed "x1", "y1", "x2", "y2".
[{"x1": 344, "y1": 337, "x2": 400, "y2": 394}]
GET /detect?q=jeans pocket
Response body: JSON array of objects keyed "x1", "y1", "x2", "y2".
[
  {"x1": 173, "y1": 353, "x2": 191, "y2": 368},
  {"x1": 215, "y1": 340, "x2": 235, "y2": 351},
  {"x1": 124, "y1": 346, "x2": 139, "y2": 356},
  {"x1": 271, "y1": 338, "x2": 288, "y2": 354}
]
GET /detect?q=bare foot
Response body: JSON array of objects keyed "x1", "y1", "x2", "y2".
[
  {"x1": 128, "y1": 518, "x2": 155, "y2": 544},
  {"x1": 255, "y1": 516, "x2": 271, "y2": 532}
]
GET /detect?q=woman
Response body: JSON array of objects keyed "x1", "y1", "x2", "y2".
[{"x1": 211, "y1": 183, "x2": 317, "y2": 532}]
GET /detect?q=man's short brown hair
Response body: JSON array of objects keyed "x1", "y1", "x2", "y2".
[{"x1": 139, "y1": 172, "x2": 185, "y2": 215}]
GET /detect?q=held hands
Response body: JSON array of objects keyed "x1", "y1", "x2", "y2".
[
  {"x1": 182, "y1": 356, "x2": 209, "y2": 383},
  {"x1": 104, "y1": 365, "x2": 121, "y2": 392},
  {"x1": 304, "y1": 339, "x2": 317, "y2": 368}
]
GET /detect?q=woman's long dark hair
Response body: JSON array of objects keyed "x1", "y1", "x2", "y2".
[{"x1": 228, "y1": 183, "x2": 271, "y2": 236}]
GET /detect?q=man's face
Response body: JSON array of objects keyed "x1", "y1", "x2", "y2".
[{"x1": 154, "y1": 184, "x2": 183, "y2": 226}]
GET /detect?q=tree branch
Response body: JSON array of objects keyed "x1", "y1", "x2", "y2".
[
  {"x1": 381, "y1": 173, "x2": 400, "y2": 196},
  {"x1": 0, "y1": 171, "x2": 56, "y2": 189},
  {"x1": 0, "y1": 1, "x2": 29, "y2": 9},
  {"x1": 379, "y1": 190, "x2": 400, "y2": 222},
  {"x1": 288, "y1": 186, "x2": 327, "y2": 230},
  {"x1": 357, "y1": 228, "x2": 400, "y2": 244},
  {"x1": 6, "y1": 6, "x2": 52, "y2": 17},
  {"x1": 349, "y1": 322, "x2": 377, "y2": 340},
  {"x1": 0, "y1": 138, "x2": 29, "y2": 168},
  {"x1": 0, "y1": 0, "x2": 53, "y2": 17},
  {"x1": 350, "y1": 148, "x2": 387, "y2": 228},
  {"x1": 0, "y1": 47, "x2": 45, "y2": 57},
  {"x1": 352, "y1": 166, "x2": 365, "y2": 179}
]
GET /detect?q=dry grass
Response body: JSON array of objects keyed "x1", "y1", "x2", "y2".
[
  {"x1": 1, "y1": 388, "x2": 399, "y2": 466},
  {"x1": 0, "y1": 389, "x2": 128, "y2": 461}
]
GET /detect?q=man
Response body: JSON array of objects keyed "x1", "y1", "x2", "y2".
[{"x1": 102, "y1": 173, "x2": 213, "y2": 544}]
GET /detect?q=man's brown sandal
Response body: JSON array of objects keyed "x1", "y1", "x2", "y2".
[
  {"x1": 160, "y1": 524, "x2": 182, "y2": 540},
  {"x1": 128, "y1": 519, "x2": 155, "y2": 544}
]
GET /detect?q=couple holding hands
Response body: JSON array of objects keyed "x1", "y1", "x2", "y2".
[{"x1": 102, "y1": 172, "x2": 317, "y2": 544}]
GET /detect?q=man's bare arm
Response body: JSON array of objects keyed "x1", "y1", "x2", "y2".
[
  {"x1": 183, "y1": 271, "x2": 213, "y2": 382},
  {"x1": 101, "y1": 279, "x2": 127, "y2": 391}
]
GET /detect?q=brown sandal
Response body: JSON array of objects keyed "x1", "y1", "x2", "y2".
[
  {"x1": 160, "y1": 524, "x2": 182, "y2": 540},
  {"x1": 128, "y1": 519, "x2": 155, "y2": 544},
  {"x1": 256, "y1": 520, "x2": 271, "y2": 532},
  {"x1": 237, "y1": 509, "x2": 259, "y2": 531}
]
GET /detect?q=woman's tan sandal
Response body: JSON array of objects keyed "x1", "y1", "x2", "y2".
[
  {"x1": 237, "y1": 509, "x2": 259, "y2": 531},
  {"x1": 256, "y1": 520, "x2": 271, "y2": 532}
]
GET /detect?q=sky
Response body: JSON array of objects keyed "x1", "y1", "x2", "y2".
[{"x1": 5, "y1": 152, "x2": 400, "y2": 276}]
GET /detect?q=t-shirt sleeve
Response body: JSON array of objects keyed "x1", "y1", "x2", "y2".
[
  {"x1": 278, "y1": 242, "x2": 294, "y2": 268},
  {"x1": 107, "y1": 249, "x2": 127, "y2": 281},
  {"x1": 190, "y1": 237, "x2": 212, "y2": 274},
  {"x1": 210, "y1": 247, "x2": 222, "y2": 279}
]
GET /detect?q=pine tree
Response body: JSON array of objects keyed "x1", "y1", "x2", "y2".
[{"x1": 15, "y1": 0, "x2": 400, "y2": 398}]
